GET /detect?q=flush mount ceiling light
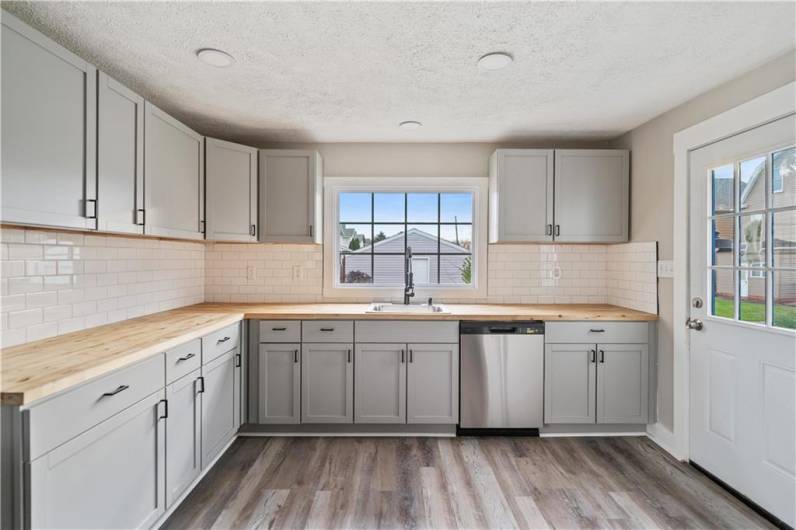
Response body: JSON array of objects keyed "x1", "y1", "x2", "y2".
[
  {"x1": 477, "y1": 52, "x2": 513, "y2": 71},
  {"x1": 196, "y1": 48, "x2": 235, "y2": 68},
  {"x1": 399, "y1": 120, "x2": 423, "y2": 130}
]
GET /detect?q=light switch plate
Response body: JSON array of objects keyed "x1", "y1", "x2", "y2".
[{"x1": 657, "y1": 260, "x2": 674, "y2": 278}]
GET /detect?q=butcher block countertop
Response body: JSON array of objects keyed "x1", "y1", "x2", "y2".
[{"x1": 1, "y1": 303, "x2": 656, "y2": 406}]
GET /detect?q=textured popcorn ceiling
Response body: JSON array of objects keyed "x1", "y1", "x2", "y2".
[{"x1": 4, "y1": 2, "x2": 794, "y2": 144}]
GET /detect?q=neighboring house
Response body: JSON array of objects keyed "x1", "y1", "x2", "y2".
[
  {"x1": 340, "y1": 228, "x2": 470, "y2": 285},
  {"x1": 713, "y1": 150, "x2": 795, "y2": 304},
  {"x1": 339, "y1": 226, "x2": 366, "y2": 250}
]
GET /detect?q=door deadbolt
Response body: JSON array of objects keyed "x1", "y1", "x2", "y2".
[{"x1": 692, "y1": 297, "x2": 703, "y2": 309}]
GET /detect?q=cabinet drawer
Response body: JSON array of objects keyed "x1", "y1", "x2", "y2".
[
  {"x1": 545, "y1": 321, "x2": 648, "y2": 344},
  {"x1": 165, "y1": 339, "x2": 201, "y2": 384},
  {"x1": 302, "y1": 320, "x2": 353, "y2": 343},
  {"x1": 27, "y1": 354, "x2": 165, "y2": 460},
  {"x1": 259, "y1": 320, "x2": 301, "y2": 343},
  {"x1": 355, "y1": 321, "x2": 459, "y2": 343},
  {"x1": 202, "y1": 322, "x2": 240, "y2": 364}
]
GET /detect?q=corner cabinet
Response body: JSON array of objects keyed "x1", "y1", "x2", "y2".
[
  {"x1": 488, "y1": 148, "x2": 629, "y2": 243},
  {"x1": 259, "y1": 150, "x2": 323, "y2": 243},
  {"x1": 1, "y1": 12, "x2": 98, "y2": 230},
  {"x1": 144, "y1": 102, "x2": 205, "y2": 240},
  {"x1": 205, "y1": 138, "x2": 258, "y2": 242}
]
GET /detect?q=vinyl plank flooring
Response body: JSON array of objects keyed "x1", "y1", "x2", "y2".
[{"x1": 161, "y1": 436, "x2": 776, "y2": 530}]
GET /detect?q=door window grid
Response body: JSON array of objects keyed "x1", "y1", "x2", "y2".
[{"x1": 708, "y1": 146, "x2": 796, "y2": 330}]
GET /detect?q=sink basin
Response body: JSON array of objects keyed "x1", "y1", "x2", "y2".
[{"x1": 367, "y1": 303, "x2": 450, "y2": 314}]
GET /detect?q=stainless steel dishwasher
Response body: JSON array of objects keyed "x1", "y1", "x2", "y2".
[{"x1": 459, "y1": 321, "x2": 544, "y2": 434}]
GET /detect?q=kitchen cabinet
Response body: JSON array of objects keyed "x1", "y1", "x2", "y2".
[
  {"x1": 407, "y1": 343, "x2": 459, "y2": 424},
  {"x1": 553, "y1": 149, "x2": 629, "y2": 243},
  {"x1": 144, "y1": 102, "x2": 204, "y2": 240},
  {"x1": 544, "y1": 343, "x2": 597, "y2": 424},
  {"x1": 259, "y1": 149, "x2": 322, "y2": 243},
  {"x1": 596, "y1": 344, "x2": 649, "y2": 424},
  {"x1": 205, "y1": 137, "x2": 258, "y2": 242},
  {"x1": 488, "y1": 149, "x2": 554, "y2": 242},
  {"x1": 354, "y1": 343, "x2": 406, "y2": 424},
  {"x1": 165, "y1": 369, "x2": 201, "y2": 507},
  {"x1": 258, "y1": 343, "x2": 301, "y2": 424},
  {"x1": 301, "y1": 343, "x2": 353, "y2": 423},
  {"x1": 97, "y1": 71, "x2": 145, "y2": 234},
  {"x1": 200, "y1": 349, "x2": 238, "y2": 467},
  {"x1": 1, "y1": 12, "x2": 97, "y2": 230},
  {"x1": 28, "y1": 392, "x2": 166, "y2": 529}
]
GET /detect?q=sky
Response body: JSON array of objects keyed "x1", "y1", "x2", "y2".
[{"x1": 339, "y1": 192, "x2": 473, "y2": 224}]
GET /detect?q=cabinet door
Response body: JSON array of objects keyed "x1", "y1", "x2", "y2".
[
  {"x1": 596, "y1": 344, "x2": 649, "y2": 424},
  {"x1": 553, "y1": 149, "x2": 629, "y2": 243},
  {"x1": 97, "y1": 71, "x2": 144, "y2": 234},
  {"x1": 301, "y1": 343, "x2": 353, "y2": 423},
  {"x1": 166, "y1": 370, "x2": 201, "y2": 507},
  {"x1": 29, "y1": 392, "x2": 165, "y2": 529},
  {"x1": 144, "y1": 102, "x2": 204, "y2": 240},
  {"x1": 206, "y1": 137, "x2": 257, "y2": 242},
  {"x1": 258, "y1": 343, "x2": 301, "y2": 424},
  {"x1": 407, "y1": 343, "x2": 459, "y2": 424},
  {"x1": 1, "y1": 13, "x2": 97, "y2": 230},
  {"x1": 489, "y1": 149, "x2": 554, "y2": 242},
  {"x1": 355, "y1": 343, "x2": 406, "y2": 424},
  {"x1": 259, "y1": 150, "x2": 322, "y2": 243},
  {"x1": 201, "y1": 351, "x2": 236, "y2": 467},
  {"x1": 544, "y1": 343, "x2": 597, "y2": 424}
]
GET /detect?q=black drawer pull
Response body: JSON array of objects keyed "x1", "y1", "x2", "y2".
[
  {"x1": 320, "y1": 328, "x2": 335, "y2": 332},
  {"x1": 217, "y1": 336, "x2": 231, "y2": 344},
  {"x1": 197, "y1": 376, "x2": 205, "y2": 394},
  {"x1": 589, "y1": 329, "x2": 605, "y2": 333},
  {"x1": 101, "y1": 384, "x2": 129, "y2": 398},
  {"x1": 158, "y1": 399, "x2": 169, "y2": 420},
  {"x1": 599, "y1": 349, "x2": 605, "y2": 363},
  {"x1": 294, "y1": 349, "x2": 299, "y2": 363},
  {"x1": 272, "y1": 327, "x2": 287, "y2": 331},
  {"x1": 176, "y1": 353, "x2": 196, "y2": 362}
]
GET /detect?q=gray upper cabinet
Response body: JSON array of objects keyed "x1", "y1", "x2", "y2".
[
  {"x1": 1, "y1": 12, "x2": 97, "y2": 230},
  {"x1": 165, "y1": 369, "x2": 201, "y2": 507},
  {"x1": 354, "y1": 343, "x2": 406, "y2": 424},
  {"x1": 144, "y1": 102, "x2": 204, "y2": 240},
  {"x1": 28, "y1": 392, "x2": 166, "y2": 529},
  {"x1": 596, "y1": 344, "x2": 649, "y2": 424},
  {"x1": 301, "y1": 343, "x2": 353, "y2": 423},
  {"x1": 200, "y1": 350, "x2": 237, "y2": 467},
  {"x1": 488, "y1": 149, "x2": 554, "y2": 242},
  {"x1": 553, "y1": 149, "x2": 629, "y2": 243},
  {"x1": 259, "y1": 150, "x2": 322, "y2": 243},
  {"x1": 97, "y1": 72, "x2": 144, "y2": 234},
  {"x1": 206, "y1": 138, "x2": 258, "y2": 242},
  {"x1": 258, "y1": 343, "x2": 301, "y2": 424},
  {"x1": 407, "y1": 343, "x2": 459, "y2": 424},
  {"x1": 544, "y1": 343, "x2": 597, "y2": 424}
]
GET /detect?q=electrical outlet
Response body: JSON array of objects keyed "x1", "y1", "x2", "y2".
[
  {"x1": 246, "y1": 265, "x2": 256, "y2": 281},
  {"x1": 657, "y1": 260, "x2": 674, "y2": 278}
]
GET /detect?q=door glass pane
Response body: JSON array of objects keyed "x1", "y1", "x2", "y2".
[
  {"x1": 440, "y1": 193, "x2": 473, "y2": 223},
  {"x1": 740, "y1": 213, "x2": 766, "y2": 268},
  {"x1": 712, "y1": 218, "x2": 734, "y2": 267},
  {"x1": 407, "y1": 193, "x2": 438, "y2": 222},
  {"x1": 772, "y1": 147, "x2": 795, "y2": 208},
  {"x1": 339, "y1": 193, "x2": 371, "y2": 222},
  {"x1": 711, "y1": 268, "x2": 735, "y2": 318},
  {"x1": 711, "y1": 164, "x2": 734, "y2": 214},
  {"x1": 772, "y1": 209, "x2": 796, "y2": 269},
  {"x1": 339, "y1": 223, "x2": 371, "y2": 251},
  {"x1": 339, "y1": 253, "x2": 372, "y2": 284},
  {"x1": 773, "y1": 270, "x2": 796, "y2": 329},
  {"x1": 739, "y1": 269, "x2": 766, "y2": 324},
  {"x1": 739, "y1": 156, "x2": 766, "y2": 211},
  {"x1": 373, "y1": 193, "x2": 404, "y2": 222}
]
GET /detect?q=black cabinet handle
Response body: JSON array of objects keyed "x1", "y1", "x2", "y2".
[
  {"x1": 235, "y1": 353, "x2": 241, "y2": 367},
  {"x1": 320, "y1": 328, "x2": 335, "y2": 332},
  {"x1": 589, "y1": 329, "x2": 605, "y2": 333},
  {"x1": 158, "y1": 399, "x2": 169, "y2": 420},
  {"x1": 409, "y1": 350, "x2": 414, "y2": 363},
  {"x1": 197, "y1": 376, "x2": 205, "y2": 394},
  {"x1": 347, "y1": 349, "x2": 352, "y2": 363},
  {"x1": 294, "y1": 349, "x2": 299, "y2": 363},
  {"x1": 217, "y1": 336, "x2": 231, "y2": 344},
  {"x1": 177, "y1": 353, "x2": 195, "y2": 362},
  {"x1": 401, "y1": 349, "x2": 405, "y2": 363},
  {"x1": 554, "y1": 224, "x2": 560, "y2": 237},
  {"x1": 599, "y1": 349, "x2": 605, "y2": 363},
  {"x1": 101, "y1": 384, "x2": 129, "y2": 398},
  {"x1": 590, "y1": 349, "x2": 596, "y2": 363},
  {"x1": 272, "y1": 327, "x2": 287, "y2": 331},
  {"x1": 546, "y1": 224, "x2": 553, "y2": 236}
]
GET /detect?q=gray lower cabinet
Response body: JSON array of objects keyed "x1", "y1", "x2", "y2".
[
  {"x1": 301, "y1": 343, "x2": 353, "y2": 423},
  {"x1": 596, "y1": 344, "x2": 649, "y2": 424},
  {"x1": 200, "y1": 350, "x2": 238, "y2": 467},
  {"x1": 1, "y1": 12, "x2": 97, "y2": 230},
  {"x1": 205, "y1": 137, "x2": 258, "y2": 242},
  {"x1": 407, "y1": 343, "x2": 459, "y2": 424},
  {"x1": 165, "y1": 369, "x2": 201, "y2": 507},
  {"x1": 258, "y1": 343, "x2": 301, "y2": 424},
  {"x1": 354, "y1": 343, "x2": 406, "y2": 424},
  {"x1": 28, "y1": 392, "x2": 166, "y2": 529},
  {"x1": 544, "y1": 343, "x2": 597, "y2": 424}
]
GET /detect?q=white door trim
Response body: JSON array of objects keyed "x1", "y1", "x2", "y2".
[{"x1": 670, "y1": 81, "x2": 795, "y2": 460}]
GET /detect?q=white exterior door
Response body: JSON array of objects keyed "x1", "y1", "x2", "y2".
[{"x1": 688, "y1": 113, "x2": 795, "y2": 526}]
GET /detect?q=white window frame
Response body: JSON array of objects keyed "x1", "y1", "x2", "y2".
[{"x1": 323, "y1": 176, "x2": 488, "y2": 299}]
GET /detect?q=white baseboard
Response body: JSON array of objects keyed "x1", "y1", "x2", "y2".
[{"x1": 646, "y1": 422, "x2": 686, "y2": 460}]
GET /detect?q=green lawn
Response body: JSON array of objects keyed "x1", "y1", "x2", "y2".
[{"x1": 713, "y1": 297, "x2": 796, "y2": 329}]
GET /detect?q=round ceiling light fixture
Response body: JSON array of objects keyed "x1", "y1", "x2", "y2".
[
  {"x1": 398, "y1": 120, "x2": 423, "y2": 130},
  {"x1": 477, "y1": 52, "x2": 513, "y2": 71},
  {"x1": 196, "y1": 48, "x2": 235, "y2": 68}
]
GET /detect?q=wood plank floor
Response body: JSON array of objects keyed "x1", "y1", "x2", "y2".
[{"x1": 162, "y1": 436, "x2": 775, "y2": 530}]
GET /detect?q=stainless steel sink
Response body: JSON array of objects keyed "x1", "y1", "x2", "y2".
[{"x1": 367, "y1": 303, "x2": 450, "y2": 314}]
